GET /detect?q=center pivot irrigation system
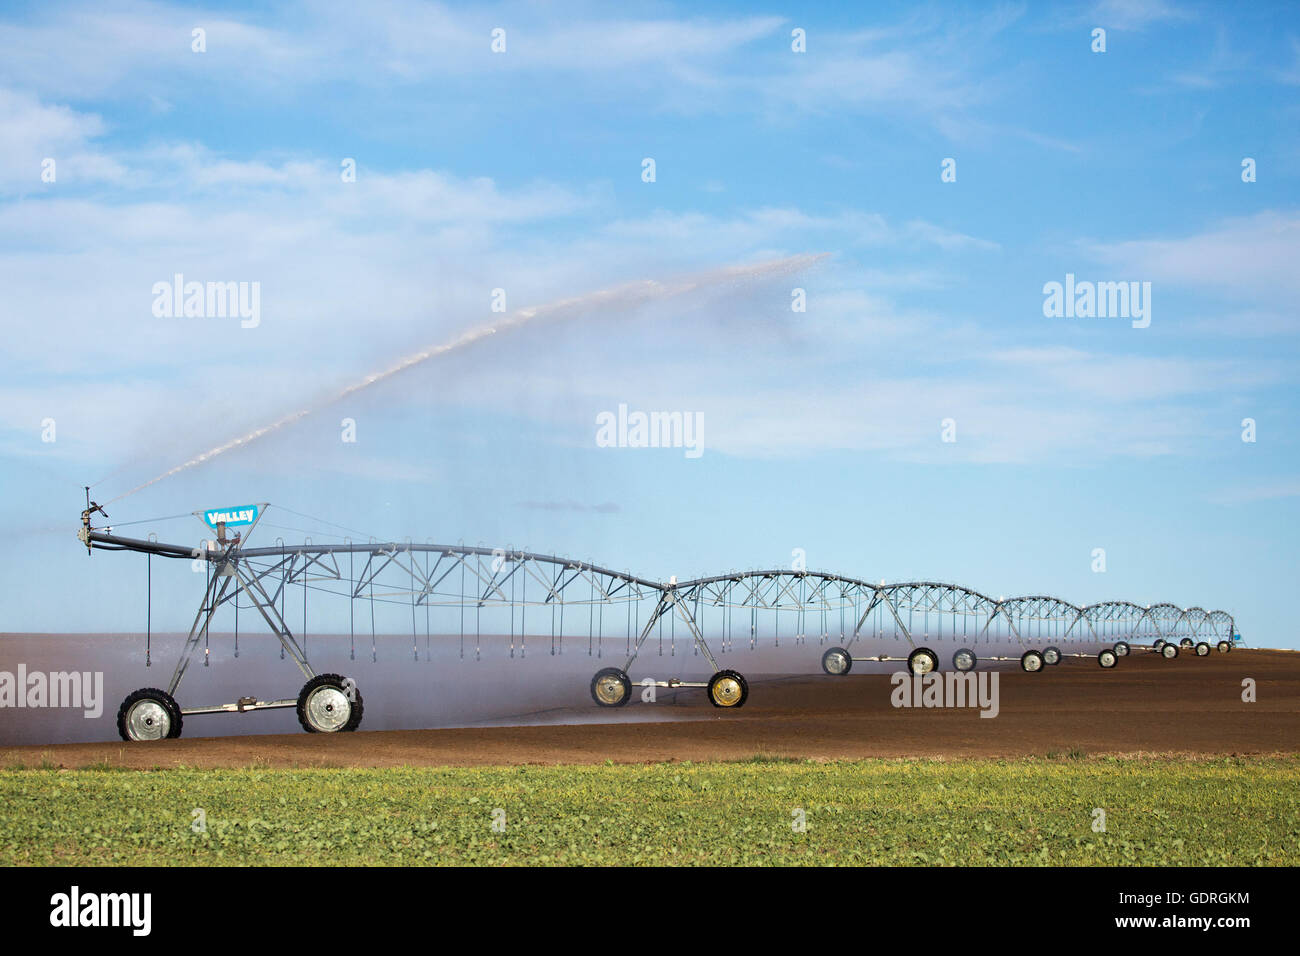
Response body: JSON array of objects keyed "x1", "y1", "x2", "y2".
[{"x1": 78, "y1": 500, "x2": 1240, "y2": 741}]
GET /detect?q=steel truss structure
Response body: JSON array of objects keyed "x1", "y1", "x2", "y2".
[{"x1": 82, "y1": 524, "x2": 1238, "y2": 741}]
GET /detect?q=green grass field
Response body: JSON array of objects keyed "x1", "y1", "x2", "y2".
[{"x1": 2, "y1": 755, "x2": 1296, "y2": 865}]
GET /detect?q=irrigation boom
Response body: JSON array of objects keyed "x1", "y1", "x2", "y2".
[{"x1": 78, "y1": 504, "x2": 1240, "y2": 742}]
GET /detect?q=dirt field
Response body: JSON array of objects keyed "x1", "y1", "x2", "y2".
[{"x1": 3, "y1": 647, "x2": 1294, "y2": 769}]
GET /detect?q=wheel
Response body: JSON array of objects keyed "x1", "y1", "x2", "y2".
[
  {"x1": 907, "y1": 648, "x2": 939, "y2": 676},
  {"x1": 952, "y1": 648, "x2": 977, "y2": 672},
  {"x1": 590, "y1": 667, "x2": 632, "y2": 707},
  {"x1": 1152, "y1": 639, "x2": 1166, "y2": 652},
  {"x1": 1217, "y1": 640, "x2": 1231, "y2": 654},
  {"x1": 1195, "y1": 641, "x2": 1210, "y2": 656},
  {"x1": 296, "y1": 674, "x2": 360, "y2": 733},
  {"x1": 1042, "y1": 646, "x2": 1061, "y2": 666},
  {"x1": 1020, "y1": 649, "x2": 1045, "y2": 673},
  {"x1": 1162, "y1": 642, "x2": 1179, "y2": 659},
  {"x1": 1113, "y1": 641, "x2": 1130, "y2": 657},
  {"x1": 1098, "y1": 649, "x2": 1118, "y2": 668},
  {"x1": 117, "y1": 688, "x2": 182, "y2": 741},
  {"x1": 821, "y1": 646, "x2": 852, "y2": 676},
  {"x1": 1180, "y1": 637, "x2": 1193, "y2": 648},
  {"x1": 707, "y1": 669, "x2": 748, "y2": 708}
]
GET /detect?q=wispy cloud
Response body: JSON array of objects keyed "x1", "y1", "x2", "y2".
[
  {"x1": 1207, "y1": 479, "x2": 1300, "y2": 504},
  {"x1": 0, "y1": 88, "x2": 124, "y2": 189},
  {"x1": 1280, "y1": 37, "x2": 1300, "y2": 85},
  {"x1": 1088, "y1": 0, "x2": 1193, "y2": 32},
  {"x1": 517, "y1": 500, "x2": 620, "y2": 514},
  {"x1": 1083, "y1": 211, "x2": 1300, "y2": 297},
  {"x1": 0, "y1": 1, "x2": 1030, "y2": 135},
  {"x1": 603, "y1": 208, "x2": 999, "y2": 253}
]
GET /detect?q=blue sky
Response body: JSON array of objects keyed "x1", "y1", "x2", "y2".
[{"x1": 0, "y1": 0, "x2": 1297, "y2": 645}]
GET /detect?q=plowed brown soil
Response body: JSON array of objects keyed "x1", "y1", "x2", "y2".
[{"x1": 3, "y1": 648, "x2": 1294, "y2": 769}]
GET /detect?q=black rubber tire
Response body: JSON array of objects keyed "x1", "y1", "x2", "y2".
[
  {"x1": 590, "y1": 667, "x2": 632, "y2": 707},
  {"x1": 821, "y1": 646, "x2": 852, "y2": 676},
  {"x1": 1098, "y1": 649, "x2": 1118, "y2": 668},
  {"x1": 1195, "y1": 641, "x2": 1210, "y2": 657},
  {"x1": 116, "y1": 687, "x2": 183, "y2": 742},
  {"x1": 1043, "y1": 646, "x2": 1062, "y2": 666},
  {"x1": 1180, "y1": 637, "x2": 1194, "y2": 648},
  {"x1": 341, "y1": 678, "x2": 364, "y2": 731},
  {"x1": 907, "y1": 648, "x2": 940, "y2": 676},
  {"x1": 1217, "y1": 640, "x2": 1231, "y2": 654},
  {"x1": 1020, "y1": 649, "x2": 1045, "y2": 673},
  {"x1": 1162, "y1": 642, "x2": 1180, "y2": 659},
  {"x1": 1153, "y1": 639, "x2": 1166, "y2": 652},
  {"x1": 952, "y1": 648, "x2": 977, "y2": 672},
  {"x1": 707, "y1": 669, "x2": 749, "y2": 708},
  {"x1": 1114, "y1": 641, "x2": 1130, "y2": 657},
  {"x1": 296, "y1": 673, "x2": 360, "y2": 733}
]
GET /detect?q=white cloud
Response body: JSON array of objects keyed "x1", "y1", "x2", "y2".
[
  {"x1": 380, "y1": 295, "x2": 1263, "y2": 466},
  {"x1": 0, "y1": 30, "x2": 1279, "y2": 484},
  {"x1": 0, "y1": 2, "x2": 782, "y2": 93},
  {"x1": 1183, "y1": 309, "x2": 1300, "y2": 338},
  {"x1": 0, "y1": 1, "x2": 1018, "y2": 133},
  {"x1": 1089, "y1": 0, "x2": 1192, "y2": 32},
  {"x1": 0, "y1": 89, "x2": 125, "y2": 190},
  {"x1": 1084, "y1": 211, "x2": 1300, "y2": 298},
  {"x1": 602, "y1": 208, "x2": 999, "y2": 254},
  {"x1": 986, "y1": 350, "x2": 1272, "y2": 403},
  {"x1": 1207, "y1": 480, "x2": 1300, "y2": 504},
  {"x1": 0, "y1": 129, "x2": 1259, "y2": 477},
  {"x1": 901, "y1": 219, "x2": 1000, "y2": 251},
  {"x1": 0, "y1": 0, "x2": 314, "y2": 97},
  {"x1": 1282, "y1": 37, "x2": 1300, "y2": 85},
  {"x1": 518, "y1": 500, "x2": 620, "y2": 513}
]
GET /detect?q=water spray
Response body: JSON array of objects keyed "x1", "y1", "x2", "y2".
[{"x1": 102, "y1": 252, "x2": 826, "y2": 504}]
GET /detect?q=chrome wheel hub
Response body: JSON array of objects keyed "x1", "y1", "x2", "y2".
[
  {"x1": 711, "y1": 677, "x2": 742, "y2": 706},
  {"x1": 595, "y1": 675, "x2": 626, "y2": 705},
  {"x1": 306, "y1": 686, "x2": 350, "y2": 732},
  {"x1": 126, "y1": 699, "x2": 169, "y2": 741}
]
